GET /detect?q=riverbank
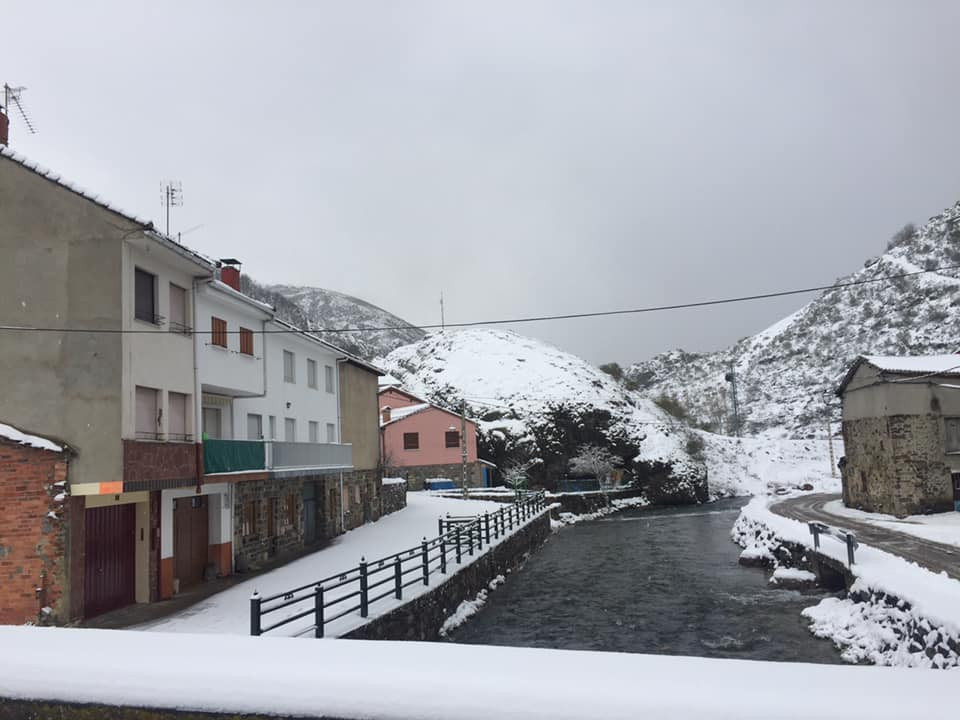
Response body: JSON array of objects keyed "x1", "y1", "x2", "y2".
[{"x1": 733, "y1": 497, "x2": 960, "y2": 667}]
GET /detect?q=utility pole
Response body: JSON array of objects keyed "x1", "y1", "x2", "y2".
[
  {"x1": 440, "y1": 292, "x2": 445, "y2": 331},
  {"x1": 826, "y1": 406, "x2": 837, "y2": 478},
  {"x1": 460, "y1": 400, "x2": 468, "y2": 498},
  {"x1": 724, "y1": 364, "x2": 742, "y2": 438}
]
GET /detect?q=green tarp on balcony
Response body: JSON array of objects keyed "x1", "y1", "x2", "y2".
[{"x1": 203, "y1": 439, "x2": 265, "y2": 474}]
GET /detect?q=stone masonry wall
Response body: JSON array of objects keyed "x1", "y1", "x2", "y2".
[
  {"x1": 388, "y1": 461, "x2": 483, "y2": 491},
  {"x1": 344, "y1": 510, "x2": 551, "y2": 641},
  {"x1": 841, "y1": 414, "x2": 953, "y2": 516},
  {"x1": 123, "y1": 440, "x2": 198, "y2": 491},
  {"x1": 380, "y1": 481, "x2": 407, "y2": 516},
  {"x1": 233, "y1": 476, "x2": 304, "y2": 572},
  {"x1": 0, "y1": 440, "x2": 71, "y2": 624}
]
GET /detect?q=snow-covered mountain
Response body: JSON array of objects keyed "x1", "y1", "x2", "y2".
[
  {"x1": 382, "y1": 328, "x2": 709, "y2": 503},
  {"x1": 629, "y1": 202, "x2": 960, "y2": 438},
  {"x1": 239, "y1": 277, "x2": 425, "y2": 361}
]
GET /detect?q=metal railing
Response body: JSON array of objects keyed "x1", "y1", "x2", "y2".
[
  {"x1": 203, "y1": 439, "x2": 353, "y2": 474},
  {"x1": 250, "y1": 491, "x2": 547, "y2": 638},
  {"x1": 808, "y1": 521, "x2": 858, "y2": 567}
]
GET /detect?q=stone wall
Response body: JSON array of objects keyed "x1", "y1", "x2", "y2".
[
  {"x1": 380, "y1": 481, "x2": 407, "y2": 516},
  {"x1": 387, "y1": 461, "x2": 484, "y2": 491},
  {"x1": 0, "y1": 440, "x2": 71, "y2": 624},
  {"x1": 548, "y1": 486, "x2": 645, "y2": 516},
  {"x1": 232, "y1": 476, "x2": 304, "y2": 571},
  {"x1": 841, "y1": 414, "x2": 953, "y2": 517},
  {"x1": 344, "y1": 510, "x2": 551, "y2": 641},
  {"x1": 0, "y1": 701, "x2": 354, "y2": 720}
]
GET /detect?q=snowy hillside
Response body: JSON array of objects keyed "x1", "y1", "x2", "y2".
[
  {"x1": 382, "y1": 328, "x2": 708, "y2": 502},
  {"x1": 239, "y1": 277, "x2": 425, "y2": 361},
  {"x1": 630, "y1": 202, "x2": 960, "y2": 437}
]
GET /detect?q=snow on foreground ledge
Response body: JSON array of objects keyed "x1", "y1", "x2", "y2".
[{"x1": 0, "y1": 627, "x2": 955, "y2": 720}]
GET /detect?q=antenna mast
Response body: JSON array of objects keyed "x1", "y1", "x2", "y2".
[
  {"x1": 440, "y1": 291, "x2": 445, "y2": 330},
  {"x1": 2, "y1": 84, "x2": 38, "y2": 143},
  {"x1": 161, "y1": 181, "x2": 183, "y2": 237}
]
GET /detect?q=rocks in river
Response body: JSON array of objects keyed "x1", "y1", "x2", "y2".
[
  {"x1": 739, "y1": 544, "x2": 773, "y2": 567},
  {"x1": 769, "y1": 567, "x2": 818, "y2": 590}
]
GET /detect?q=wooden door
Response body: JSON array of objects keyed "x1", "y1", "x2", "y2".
[
  {"x1": 84, "y1": 504, "x2": 136, "y2": 618},
  {"x1": 302, "y1": 482, "x2": 317, "y2": 544},
  {"x1": 174, "y1": 496, "x2": 209, "y2": 590}
]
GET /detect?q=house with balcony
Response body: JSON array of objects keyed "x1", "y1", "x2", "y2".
[
  {"x1": 0, "y1": 145, "x2": 215, "y2": 619},
  {"x1": 379, "y1": 386, "x2": 492, "y2": 490}
]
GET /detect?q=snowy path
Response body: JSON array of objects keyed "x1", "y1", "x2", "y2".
[
  {"x1": 135, "y1": 493, "x2": 507, "y2": 638},
  {"x1": 771, "y1": 493, "x2": 960, "y2": 580}
]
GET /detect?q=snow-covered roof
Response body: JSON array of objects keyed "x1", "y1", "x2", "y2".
[
  {"x1": 0, "y1": 423, "x2": 67, "y2": 453},
  {"x1": 380, "y1": 403, "x2": 431, "y2": 426},
  {"x1": 0, "y1": 146, "x2": 215, "y2": 272},
  {"x1": 378, "y1": 373, "x2": 402, "y2": 387},
  {"x1": 838, "y1": 354, "x2": 960, "y2": 395}
]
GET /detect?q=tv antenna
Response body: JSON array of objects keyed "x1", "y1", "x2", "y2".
[
  {"x1": 3, "y1": 83, "x2": 38, "y2": 137},
  {"x1": 161, "y1": 181, "x2": 183, "y2": 237}
]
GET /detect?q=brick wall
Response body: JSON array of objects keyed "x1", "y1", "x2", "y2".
[
  {"x1": 841, "y1": 414, "x2": 953, "y2": 516},
  {"x1": 385, "y1": 462, "x2": 484, "y2": 491},
  {"x1": 123, "y1": 440, "x2": 198, "y2": 491},
  {"x1": 0, "y1": 439, "x2": 71, "y2": 624}
]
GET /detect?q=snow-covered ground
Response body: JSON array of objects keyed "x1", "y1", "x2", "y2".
[
  {"x1": 2, "y1": 626, "x2": 956, "y2": 719},
  {"x1": 136, "y1": 493, "x2": 514, "y2": 638},
  {"x1": 734, "y1": 497, "x2": 960, "y2": 667},
  {"x1": 822, "y1": 499, "x2": 960, "y2": 548}
]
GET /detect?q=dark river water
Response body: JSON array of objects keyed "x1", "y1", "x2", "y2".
[{"x1": 447, "y1": 498, "x2": 842, "y2": 663}]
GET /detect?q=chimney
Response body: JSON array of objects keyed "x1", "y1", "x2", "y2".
[
  {"x1": 381, "y1": 406, "x2": 391, "y2": 424},
  {"x1": 0, "y1": 110, "x2": 8, "y2": 146},
  {"x1": 218, "y1": 258, "x2": 242, "y2": 292}
]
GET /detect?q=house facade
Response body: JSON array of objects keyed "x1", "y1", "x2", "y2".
[
  {"x1": 0, "y1": 145, "x2": 395, "y2": 620},
  {"x1": 837, "y1": 354, "x2": 960, "y2": 517},
  {"x1": 379, "y1": 387, "x2": 490, "y2": 489}
]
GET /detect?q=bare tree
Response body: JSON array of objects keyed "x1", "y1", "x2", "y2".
[
  {"x1": 501, "y1": 458, "x2": 534, "y2": 501},
  {"x1": 569, "y1": 444, "x2": 623, "y2": 502}
]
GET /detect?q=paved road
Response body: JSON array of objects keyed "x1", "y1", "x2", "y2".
[{"x1": 770, "y1": 493, "x2": 960, "y2": 581}]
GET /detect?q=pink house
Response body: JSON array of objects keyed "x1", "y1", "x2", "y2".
[{"x1": 379, "y1": 387, "x2": 491, "y2": 490}]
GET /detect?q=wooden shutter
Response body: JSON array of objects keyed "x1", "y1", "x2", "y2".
[
  {"x1": 240, "y1": 327, "x2": 254, "y2": 355},
  {"x1": 403, "y1": 432, "x2": 419, "y2": 450},
  {"x1": 211, "y1": 317, "x2": 227, "y2": 348}
]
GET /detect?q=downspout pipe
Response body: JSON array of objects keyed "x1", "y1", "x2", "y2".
[{"x1": 192, "y1": 277, "x2": 204, "y2": 493}]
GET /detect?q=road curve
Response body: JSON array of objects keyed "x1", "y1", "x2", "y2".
[{"x1": 770, "y1": 493, "x2": 960, "y2": 581}]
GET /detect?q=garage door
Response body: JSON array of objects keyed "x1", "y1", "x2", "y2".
[
  {"x1": 84, "y1": 504, "x2": 136, "y2": 618},
  {"x1": 174, "y1": 495, "x2": 209, "y2": 590}
]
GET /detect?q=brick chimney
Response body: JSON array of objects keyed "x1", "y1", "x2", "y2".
[
  {"x1": 218, "y1": 258, "x2": 242, "y2": 292},
  {"x1": 0, "y1": 111, "x2": 8, "y2": 146},
  {"x1": 381, "y1": 406, "x2": 391, "y2": 424}
]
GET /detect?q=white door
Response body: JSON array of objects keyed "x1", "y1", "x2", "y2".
[
  {"x1": 202, "y1": 407, "x2": 221, "y2": 439},
  {"x1": 247, "y1": 414, "x2": 263, "y2": 440},
  {"x1": 284, "y1": 418, "x2": 296, "y2": 442}
]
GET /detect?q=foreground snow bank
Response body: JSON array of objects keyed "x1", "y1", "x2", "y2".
[
  {"x1": 733, "y1": 498, "x2": 960, "y2": 668},
  {"x1": 1, "y1": 626, "x2": 957, "y2": 719}
]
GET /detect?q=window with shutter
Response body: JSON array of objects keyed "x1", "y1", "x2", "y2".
[
  {"x1": 211, "y1": 317, "x2": 228, "y2": 348},
  {"x1": 169, "y1": 284, "x2": 189, "y2": 333},
  {"x1": 403, "y1": 432, "x2": 419, "y2": 450},
  {"x1": 445, "y1": 431, "x2": 460, "y2": 448},
  {"x1": 240, "y1": 327, "x2": 254, "y2": 355},
  {"x1": 135, "y1": 386, "x2": 159, "y2": 439},
  {"x1": 945, "y1": 418, "x2": 960, "y2": 453},
  {"x1": 135, "y1": 269, "x2": 158, "y2": 324}
]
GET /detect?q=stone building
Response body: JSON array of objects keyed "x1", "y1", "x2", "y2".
[{"x1": 837, "y1": 354, "x2": 960, "y2": 517}]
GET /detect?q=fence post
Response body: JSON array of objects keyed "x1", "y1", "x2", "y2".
[
  {"x1": 394, "y1": 557, "x2": 402, "y2": 599},
  {"x1": 422, "y1": 537, "x2": 429, "y2": 585},
  {"x1": 484, "y1": 512, "x2": 491, "y2": 545},
  {"x1": 468, "y1": 522, "x2": 475, "y2": 556},
  {"x1": 250, "y1": 591, "x2": 262, "y2": 637},
  {"x1": 440, "y1": 532, "x2": 447, "y2": 574},
  {"x1": 314, "y1": 585, "x2": 325, "y2": 639},
  {"x1": 360, "y1": 558, "x2": 369, "y2": 617},
  {"x1": 438, "y1": 517, "x2": 444, "y2": 537},
  {"x1": 456, "y1": 527, "x2": 462, "y2": 564}
]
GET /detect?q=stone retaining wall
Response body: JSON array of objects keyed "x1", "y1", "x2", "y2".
[
  {"x1": 343, "y1": 510, "x2": 551, "y2": 642},
  {"x1": 548, "y1": 487, "x2": 645, "y2": 516}
]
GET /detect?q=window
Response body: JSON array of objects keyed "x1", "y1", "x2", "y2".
[
  {"x1": 946, "y1": 418, "x2": 960, "y2": 453},
  {"x1": 242, "y1": 501, "x2": 257, "y2": 536},
  {"x1": 445, "y1": 430, "x2": 460, "y2": 448},
  {"x1": 326, "y1": 423, "x2": 336, "y2": 443},
  {"x1": 286, "y1": 495, "x2": 297, "y2": 528},
  {"x1": 169, "y1": 283, "x2": 189, "y2": 333},
  {"x1": 247, "y1": 413, "x2": 263, "y2": 440},
  {"x1": 240, "y1": 327, "x2": 254, "y2": 356},
  {"x1": 211, "y1": 316, "x2": 227, "y2": 348},
  {"x1": 403, "y1": 432, "x2": 419, "y2": 450},
  {"x1": 268, "y1": 415, "x2": 277, "y2": 440},
  {"x1": 283, "y1": 350, "x2": 296, "y2": 383},
  {"x1": 134, "y1": 268, "x2": 158, "y2": 324},
  {"x1": 353, "y1": 485, "x2": 361, "y2": 504},
  {"x1": 953, "y1": 473, "x2": 960, "y2": 492},
  {"x1": 202, "y1": 406, "x2": 221, "y2": 439},
  {"x1": 307, "y1": 358, "x2": 318, "y2": 389},
  {"x1": 268, "y1": 497, "x2": 278, "y2": 537},
  {"x1": 284, "y1": 417, "x2": 296, "y2": 442},
  {"x1": 309, "y1": 421, "x2": 320, "y2": 443},
  {"x1": 168, "y1": 392, "x2": 189, "y2": 441},
  {"x1": 324, "y1": 365, "x2": 335, "y2": 393},
  {"x1": 135, "y1": 386, "x2": 159, "y2": 439}
]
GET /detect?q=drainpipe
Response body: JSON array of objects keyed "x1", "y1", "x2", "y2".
[
  {"x1": 339, "y1": 471, "x2": 344, "y2": 534},
  {"x1": 192, "y1": 277, "x2": 204, "y2": 493}
]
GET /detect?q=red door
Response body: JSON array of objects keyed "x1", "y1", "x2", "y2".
[
  {"x1": 174, "y1": 496, "x2": 209, "y2": 590},
  {"x1": 84, "y1": 504, "x2": 136, "y2": 618}
]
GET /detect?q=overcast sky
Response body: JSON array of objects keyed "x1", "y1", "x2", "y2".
[{"x1": 5, "y1": 1, "x2": 960, "y2": 364}]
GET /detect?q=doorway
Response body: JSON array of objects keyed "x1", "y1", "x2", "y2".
[
  {"x1": 174, "y1": 495, "x2": 209, "y2": 591},
  {"x1": 84, "y1": 504, "x2": 136, "y2": 618}
]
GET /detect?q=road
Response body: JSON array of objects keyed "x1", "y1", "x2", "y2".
[{"x1": 770, "y1": 493, "x2": 960, "y2": 580}]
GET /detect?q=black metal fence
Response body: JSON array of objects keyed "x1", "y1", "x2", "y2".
[{"x1": 250, "y1": 491, "x2": 547, "y2": 638}]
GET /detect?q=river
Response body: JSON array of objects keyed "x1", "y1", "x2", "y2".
[{"x1": 447, "y1": 498, "x2": 842, "y2": 663}]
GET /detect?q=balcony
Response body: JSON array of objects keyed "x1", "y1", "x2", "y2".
[{"x1": 203, "y1": 439, "x2": 352, "y2": 475}]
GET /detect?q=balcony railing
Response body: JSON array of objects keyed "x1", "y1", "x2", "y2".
[{"x1": 203, "y1": 439, "x2": 352, "y2": 475}]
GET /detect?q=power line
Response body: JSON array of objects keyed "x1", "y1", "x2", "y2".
[{"x1": 2, "y1": 261, "x2": 959, "y2": 336}]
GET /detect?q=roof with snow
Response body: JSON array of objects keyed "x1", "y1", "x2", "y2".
[
  {"x1": 837, "y1": 354, "x2": 960, "y2": 395},
  {"x1": 0, "y1": 146, "x2": 215, "y2": 271},
  {"x1": 0, "y1": 423, "x2": 69, "y2": 453}
]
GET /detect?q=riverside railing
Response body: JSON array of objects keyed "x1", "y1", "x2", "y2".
[{"x1": 250, "y1": 491, "x2": 547, "y2": 638}]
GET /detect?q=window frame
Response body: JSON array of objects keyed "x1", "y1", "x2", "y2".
[
  {"x1": 326, "y1": 422, "x2": 336, "y2": 443},
  {"x1": 324, "y1": 365, "x2": 335, "y2": 393},
  {"x1": 211, "y1": 316, "x2": 228, "y2": 349},
  {"x1": 242, "y1": 501, "x2": 257, "y2": 537},
  {"x1": 283, "y1": 350, "x2": 296, "y2": 383},
  {"x1": 168, "y1": 282, "x2": 190, "y2": 334},
  {"x1": 134, "y1": 268, "x2": 160, "y2": 325},
  {"x1": 445, "y1": 430, "x2": 460, "y2": 449},
  {"x1": 307, "y1": 358, "x2": 318, "y2": 389},
  {"x1": 309, "y1": 420, "x2": 320, "y2": 443},
  {"x1": 239, "y1": 327, "x2": 254, "y2": 356},
  {"x1": 945, "y1": 417, "x2": 960, "y2": 454},
  {"x1": 403, "y1": 432, "x2": 419, "y2": 450}
]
